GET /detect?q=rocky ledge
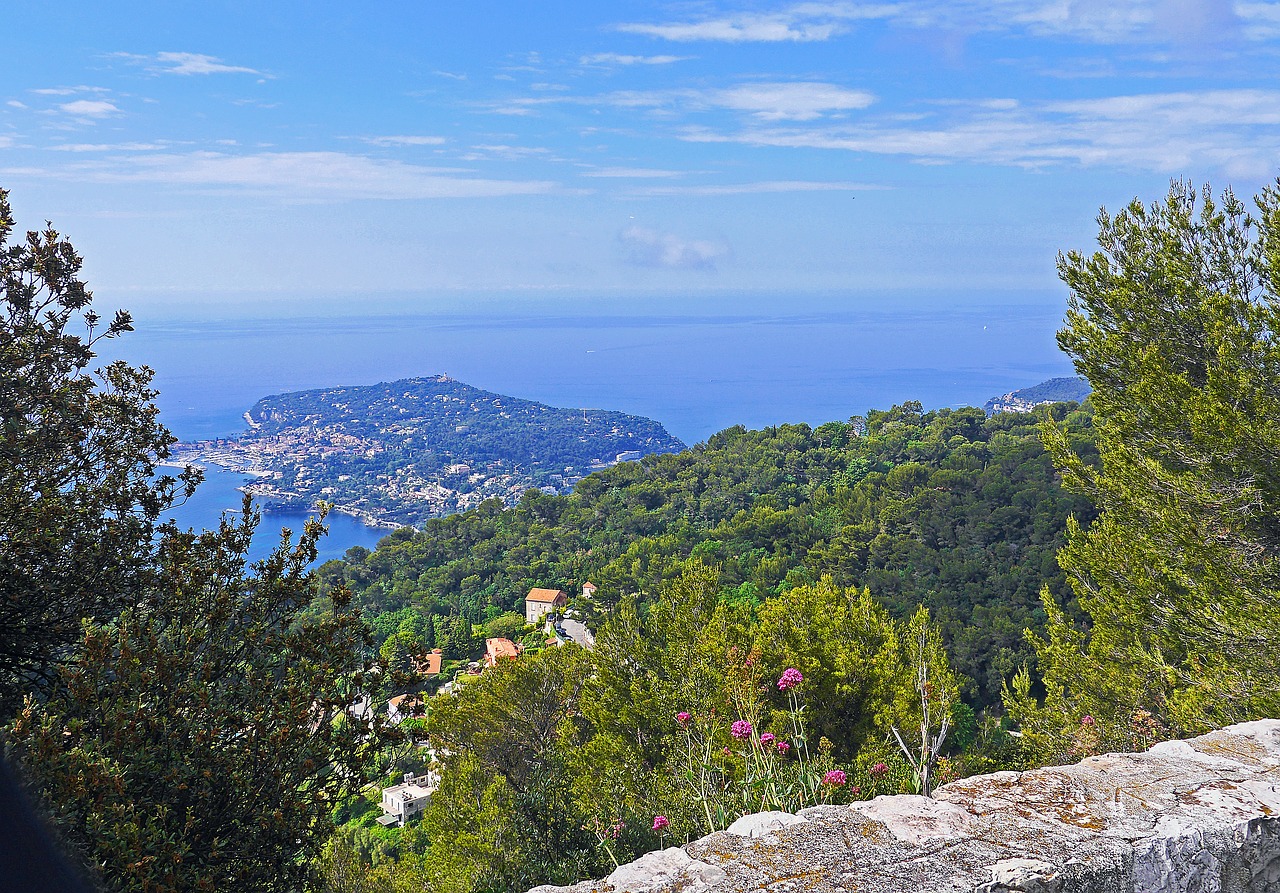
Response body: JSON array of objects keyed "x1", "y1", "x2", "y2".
[{"x1": 531, "y1": 720, "x2": 1280, "y2": 893}]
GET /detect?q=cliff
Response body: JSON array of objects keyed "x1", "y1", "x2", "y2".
[{"x1": 532, "y1": 720, "x2": 1280, "y2": 893}]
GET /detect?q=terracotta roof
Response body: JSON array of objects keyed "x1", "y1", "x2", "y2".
[
  {"x1": 526, "y1": 587, "x2": 568, "y2": 603},
  {"x1": 485, "y1": 637, "x2": 521, "y2": 663},
  {"x1": 415, "y1": 648, "x2": 443, "y2": 676}
]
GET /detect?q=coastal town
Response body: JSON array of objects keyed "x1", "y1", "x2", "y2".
[{"x1": 172, "y1": 375, "x2": 684, "y2": 528}]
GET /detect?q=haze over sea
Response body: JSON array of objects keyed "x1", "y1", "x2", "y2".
[{"x1": 102, "y1": 290, "x2": 1075, "y2": 564}]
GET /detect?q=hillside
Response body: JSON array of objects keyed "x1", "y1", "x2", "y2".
[
  {"x1": 174, "y1": 375, "x2": 685, "y2": 527},
  {"x1": 984, "y1": 376, "x2": 1089, "y2": 415},
  {"x1": 318, "y1": 400, "x2": 1098, "y2": 709}
]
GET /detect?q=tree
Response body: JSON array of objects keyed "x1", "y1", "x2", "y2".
[
  {"x1": 0, "y1": 188, "x2": 197, "y2": 709},
  {"x1": 1014, "y1": 180, "x2": 1280, "y2": 752},
  {"x1": 6, "y1": 504, "x2": 386, "y2": 893}
]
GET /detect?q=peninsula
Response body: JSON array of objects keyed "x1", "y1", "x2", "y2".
[{"x1": 173, "y1": 375, "x2": 685, "y2": 528}]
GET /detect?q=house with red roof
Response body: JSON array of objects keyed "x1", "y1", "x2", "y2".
[{"x1": 524, "y1": 587, "x2": 568, "y2": 624}]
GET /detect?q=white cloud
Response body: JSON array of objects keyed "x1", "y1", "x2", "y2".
[
  {"x1": 618, "y1": 226, "x2": 730, "y2": 270},
  {"x1": 634, "y1": 180, "x2": 880, "y2": 195},
  {"x1": 362, "y1": 135, "x2": 448, "y2": 147},
  {"x1": 492, "y1": 82, "x2": 875, "y2": 122},
  {"x1": 711, "y1": 83, "x2": 875, "y2": 120},
  {"x1": 0, "y1": 136, "x2": 13, "y2": 149},
  {"x1": 58, "y1": 100, "x2": 120, "y2": 119},
  {"x1": 614, "y1": 3, "x2": 901, "y2": 42},
  {"x1": 679, "y1": 88, "x2": 1280, "y2": 177},
  {"x1": 30, "y1": 85, "x2": 111, "y2": 96},
  {"x1": 50, "y1": 142, "x2": 166, "y2": 152},
  {"x1": 9, "y1": 151, "x2": 558, "y2": 200},
  {"x1": 153, "y1": 52, "x2": 261, "y2": 76},
  {"x1": 613, "y1": 0, "x2": 1260, "y2": 46},
  {"x1": 579, "y1": 53, "x2": 691, "y2": 65},
  {"x1": 6, "y1": 100, "x2": 26, "y2": 109},
  {"x1": 581, "y1": 167, "x2": 685, "y2": 178}
]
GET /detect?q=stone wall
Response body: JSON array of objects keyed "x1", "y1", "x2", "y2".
[{"x1": 531, "y1": 720, "x2": 1280, "y2": 893}]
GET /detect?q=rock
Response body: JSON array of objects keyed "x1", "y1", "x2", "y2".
[
  {"x1": 976, "y1": 857, "x2": 1061, "y2": 892},
  {"x1": 723, "y1": 811, "x2": 809, "y2": 838},
  {"x1": 527, "y1": 720, "x2": 1280, "y2": 893},
  {"x1": 604, "y1": 847, "x2": 727, "y2": 893}
]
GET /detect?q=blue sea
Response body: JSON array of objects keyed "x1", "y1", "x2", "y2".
[{"x1": 98, "y1": 290, "x2": 1076, "y2": 564}]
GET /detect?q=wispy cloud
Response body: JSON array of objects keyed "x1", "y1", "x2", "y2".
[
  {"x1": 633, "y1": 180, "x2": 880, "y2": 195},
  {"x1": 362, "y1": 135, "x2": 448, "y2": 147},
  {"x1": 6, "y1": 151, "x2": 558, "y2": 200},
  {"x1": 50, "y1": 142, "x2": 167, "y2": 152},
  {"x1": 491, "y1": 82, "x2": 875, "y2": 122},
  {"x1": 154, "y1": 52, "x2": 261, "y2": 76},
  {"x1": 680, "y1": 88, "x2": 1280, "y2": 177},
  {"x1": 58, "y1": 100, "x2": 120, "y2": 120},
  {"x1": 618, "y1": 226, "x2": 730, "y2": 270},
  {"x1": 579, "y1": 53, "x2": 692, "y2": 65},
  {"x1": 711, "y1": 83, "x2": 874, "y2": 120},
  {"x1": 612, "y1": 0, "x2": 1261, "y2": 46},
  {"x1": 614, "y1": 3, "x2": 900, "y2": 42},
  {"x1": 31, "y1": 85, "x2": 111, "y2": 96},
  {"x1": 581, "y1": 167, "x2": 685, "y2": 178}
]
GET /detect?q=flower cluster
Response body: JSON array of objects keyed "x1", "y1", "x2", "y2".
[
  {"x1": 777, "y1": 668, "x2": 804, "y2": 691},
  {"x1": 759, "y1": 732, "x2": 776, "y2": 747},
  {"x1": 676, "y1": 711, "x2": 692, "y2": 725},
  {"x1": 870, "y1": 762, "x2": 889, "y2": 778},
  {"x1": 652, "y1": 815, "x2": 669, "y2": 832},
  {"x1": 730, "y1": 720, "x2": 753, "y2": 740},
  {"x1": 821, "y1": 769, "x2": 847, "y2": 787}
]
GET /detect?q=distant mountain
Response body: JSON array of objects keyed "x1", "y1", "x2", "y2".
[
  {"x1": 174, "y1": 375, "x2": 685, "y2": 528},
  {"x1": 984, "y1": 376, "x2": 1090, "y2": 416}
]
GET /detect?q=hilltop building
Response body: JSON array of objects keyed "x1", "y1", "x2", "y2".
[
  {"x1": 484, "y1": 637, "x2": 522, "y2": 667},
  {"x1": 524, "y1": 587, "x2": 567, "y2": 624},
  {"x1": 378, "y1": 771, "x2": 438, "y2": 827}
]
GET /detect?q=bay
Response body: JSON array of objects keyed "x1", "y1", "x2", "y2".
[{"x1": 101, "y1": 290, "x2": 1076, "y2": 558}]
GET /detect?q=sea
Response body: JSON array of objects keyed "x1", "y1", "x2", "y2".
[{"x1": 96, "y1": 290, "x2": 1076, "y2": 565}]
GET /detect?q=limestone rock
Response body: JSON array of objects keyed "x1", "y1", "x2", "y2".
[{"x1": 528, "y1": 720, "x2": 1280, "y2": 893}]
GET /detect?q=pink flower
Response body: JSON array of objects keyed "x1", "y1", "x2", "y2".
[
  {"x1": 759, "y1": 732, "x2": 776, "y2": 747},
  {"x1": 777, "y1": 668, "x2": 804, "y2": 691},
  {"x1": 721, "y1": 746, "x2": 732, "y2": 756},
  {"x1": 730, "y1": 720, "x2": 753, "y2": 740},
  {"x1": 870, "y1": 762, "x2": 889, "y2": 778},
  {"x1": 676, "y1": 711, "x2": 692, "y2": 725},
  {"x1": 652, "y1": 815, "x2": 669, "y2": 832},
  {"x1": 1081, "y1": 714, "x2": 1096, "y2": 727},
  {"x1": 850, "y1": 785, "x2": 862, "y2": 796},
  {"x1": 822, "y1": 769, "x2": 847, "y2": 786},
  {"x1": 776, "y1": 741, "x2": 791, "y2": 754}
]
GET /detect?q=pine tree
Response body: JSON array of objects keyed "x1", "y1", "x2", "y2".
[{"x1": 1013, "y1": 180, "x2": 1280, "y2": 753}]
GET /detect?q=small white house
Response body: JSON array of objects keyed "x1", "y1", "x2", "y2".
[
  {"x1": 379, "y1": 771, "x2": 438, "y2": 826},
  {"x1": 524, "y1": 587, "x2": 568, "y2": 624}
]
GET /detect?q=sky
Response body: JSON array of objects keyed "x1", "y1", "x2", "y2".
[{"x1": 1, "y1": 0, "x2": 1278, "y2": 313}]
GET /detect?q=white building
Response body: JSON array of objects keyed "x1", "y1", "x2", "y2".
[{"x1": 379, "y1": 771, "x2": 439, "y2": 826}]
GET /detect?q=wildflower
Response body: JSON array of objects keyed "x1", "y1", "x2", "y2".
[
  {"x1": 822, "y1": 769, "x2": 847, "y2": 786},
  {"x1": 850, "y1": 786, "x2": 861, "y2": 796},
  {"x1": 777, "y1": 668, "x2": 804, "y2": 691},
  {"x1": 776, "y1": 741, "x2": 791, "y2": 754},
  {"x1": 722, "y1": 746, "x2": 732, "y2": 756},
  {"x1": 676, "y1": 711, "x2": 692, "y2": 725},
  {"x1": 730, "y1": 720, "x2": 753, "y2": 740},
  {"x1": 870, "y1": 762, "x2": 888, "y2": 778},
  {"x1": 759, "y1": 732, "x2": 776, "y2": 747},
  {"x1": 652, "y1": 815, "x2": 669, "y2": 832},
  {"x1": 1081, "y1": 714, "x2": 1096, "y2": 727}
]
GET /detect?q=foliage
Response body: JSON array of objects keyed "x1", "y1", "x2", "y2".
[
  {"x1": 6, "y1": 504, "x2": 387, "y2": 893},
  {"x1": 323, "y1": 405, "x2": 1096, "y2": 711},
  {"x1": 0, "y1": 188, "x2": 198, "y2": 709},
  {"x1": 1012, "y1": 180, "x2": 1280, "y2": 758}
]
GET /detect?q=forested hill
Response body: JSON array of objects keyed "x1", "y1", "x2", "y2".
[
  {"x1": 181, "y1": 376, "x2": 684, "y2": 526},
  {"x1": 984, "y1": 376, "x2": 1090, "y2": 415},
  {"x1": 319, "y1": 400, "x2": 1097, "y2": 708}
]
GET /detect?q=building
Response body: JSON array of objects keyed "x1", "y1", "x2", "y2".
[
  {"x1": 581, "y1": 581, "x2": 597, "y2": 599},
  {"x1": 414, "y1": 648, "x2": 444, "y2": 677},
  {"x1": 387, "y1": 693, "x2": 425, "y2": 725},
  {"x1": 379, "y1": 771, "x2": 438, "y2": 826},
  {"x1": 484, "y1": 637, "x2": 521, "y2": 667},
  {"x1": 524, "y1": 587, "x2": 568, "y2": 624}
]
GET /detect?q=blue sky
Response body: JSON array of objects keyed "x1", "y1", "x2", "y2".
[{"x1": 2, "y1": 0, "x2": 1278, "y2": 311}]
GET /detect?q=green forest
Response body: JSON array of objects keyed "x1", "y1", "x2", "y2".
[{"x1": 4, "y1": 179, "x2": 1280, "y2": 893}]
